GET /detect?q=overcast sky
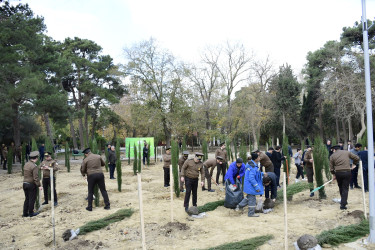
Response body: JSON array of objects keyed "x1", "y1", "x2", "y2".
[{"x1": 20, "y1": 0, "x2": 375, "y2": 74}]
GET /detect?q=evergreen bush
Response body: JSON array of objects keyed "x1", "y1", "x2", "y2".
[
  {"x1": 316, "y1": 219, "x2": 368, "y2": 246},
  {"x1": 128, "y1": 143, "x2": 131, "y2": 165},
  {"x1": 282, "y1": 134, "x2": 291, "y2": 184},
  {"x1": 104, "y1": 147, "x2": 109, "y2": 172},
  {"x1": 44, "y1": 138, "x2": 53, "y2": 158},
  {"x1": 276, "y1": 182, "x2": 310, "y2": 202},
  {"x1": 116, "y1": 140, "x2": 122, "y2": 192},
  {"x1": 312, "y1": 136, "x2": 330, "y2": 199},
  {"x1": 133, "y1": 143, "x2": 137, "y2": 175},
  {"x1": 182, "y1": 136, "x2": 187, "y2": 151},
  {"x1": 198, "y1": 200, "x2": 225, "y2": 213},
  {"x1": 239, "y1": 141, "x2": 247, "y2": 162},
  {"x1": 138, "y1": 142, "x2": 141, "y2": 173},
  {"x1": 79, "y1": 209, "x2": 134, "y2": 235},
  {"x1": 332, "y1": 137, "x2": 337, "y2": 146},
  {"x1": 65, "y1": 142, "x2": 70, "y2": 172},
  {"x1": 205, "y1": 235, "x2": 273, "y2": 250},
  {"x1": 146, "y1": 140, "x2": 150, "y2": 165},
  {"x1": 171, "y1": 140, "x2": 180, "y2": 197}
]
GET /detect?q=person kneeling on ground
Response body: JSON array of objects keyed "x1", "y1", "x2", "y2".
[
  {"x1": 263, "y1": 172, "x2": 277, "y2": 202},
  {"x1": 236, "y1": 152, "x2": 264, "y2": 217},
  {"x1": 224, "y1": 158, "x2": 245, "y2": 188}
]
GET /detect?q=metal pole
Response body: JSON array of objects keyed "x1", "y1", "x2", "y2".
[
  {"x1": 361, "y1": 0, "x2": 375, "y2": 242},
  {"x1": 137, "y1": 173, "x2": 147, "y2": 250},
  {"x1": 283, "y1": 172, "x2": 288, "y2": 250}
]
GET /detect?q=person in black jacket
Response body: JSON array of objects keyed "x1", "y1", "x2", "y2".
[
  {"x1": 263, "y1": 172, "x2": 277, "y2": 201},
  {"x1": 143, "y1": 140, "x2": 149, "y2": 166},
  {"x1": 108, "y1": 146, "x2": 117, "y2": 179},
  {"x1": 271, "y1": 146, "x2": 285, "y2": 187}
]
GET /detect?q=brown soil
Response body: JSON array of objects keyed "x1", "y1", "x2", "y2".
[{"x1": 0, "y1": 153, "x2": 373, "y2": 249}]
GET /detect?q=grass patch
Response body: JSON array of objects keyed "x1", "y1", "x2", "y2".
[
  {"x1": 316, "y1": 219, "x2": 369, "y2": 246},
  {"x1": 205, "y1": 234, "x2": 273, "y2": 250},
  {"x1": 198, "y1": 200, "x2": 225, "y2": 213},
  {"x1": 277, "y1": 182, "x2": 310, "y2": 202},
  {"x1": 79, "y1": 208, "x2": 134, "y2": 235}
]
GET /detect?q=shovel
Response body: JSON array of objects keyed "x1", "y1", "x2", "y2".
[
  {"x1": 211, "y1": 177, "x2": 224, "y2": 191},
  {"x1": 310, "y1": 179, "x2": 333, "y2": 193}
]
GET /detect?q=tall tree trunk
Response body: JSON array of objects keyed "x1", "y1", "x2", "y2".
[
  {"x1": 342, "y1": 119, "x2": 348, "y2": 147},
  {"x1": 282, "y1": 112, "x2": 286, "y2": 135},
  {"x1": 357, "y1": 108, "x2": 366, "y2": 139},
  {"x1": 348, "y1": 117, "x2": 353, "y2": 142},
  {"x1": 84, "y1": 104, "x2": 89, "y2": 146},
  {"x1": 69, "y1": 114, "x2": 78, "y2": 149},
  {"x1": 12, "y1": 103, "x2": 21, "y2": 148},
  {"x1": 335, "y1": 116, "x2": 340, "y2": 142},
  {"x1": 78, "y1": 118, "x2": 85, "y2": 150},
  {"x1": 162, "y1": 117, "x2": 171, "y2": 147},
  {"x1": 43, "y1": 113, "x2": 55, "y2": 148},
  {"x1": 113, "y1": 126, "x2": 117, "y2": 142},
  {"x1": 252, "y1": 126, "x2": 258, "y2": 150}
]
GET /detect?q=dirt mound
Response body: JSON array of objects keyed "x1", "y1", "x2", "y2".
[{"x1": 348, "y1": 210, "x2": 364, "y2": 219}]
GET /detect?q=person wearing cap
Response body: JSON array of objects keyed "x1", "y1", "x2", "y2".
[
  {"x1": 202, "y1": 156, "x2": 223, "y2": 192},
  {"x1": 162, "y1": 146, "x2": 172, "y2": 187},
  {"x1": 215, "y1": 142, "x2": 227, "y2": 185},
  {"x1": 108, "y1": 146, "x2": 117, "y2": 179},
  {"x1": 303, "y1": 145, "x2": 315, "y2": 197},
  {"x1": 349, "y1": 143, "x2": 362, "y2": 190},
  {"x1": 236, "y1": 153, "x2": 264, "y2": 217},
  {"x1": 257, "y1": 149, "x2": 274, "y2": 173},
  {"x1": 181, "y1": 152, "x2": 205, "y2": 212},
  {"x1": 330, "y1": 145, "x2": 360, "y2": 210},
  {"x1": 178, "y1": 151, "x2": 189, "y2": 192},
  {"x1": 40, "y1": 152, "x2": 59, "y2": 206},
  {"x1": 23, "y1": 151, "x2": 42, "y2": 217},
  {"x1": 81, "y1": 148, "x2": 110, "y2": 211},
  {"x1": 224, "y1": 158, "x2": 245, "y2": 187}
]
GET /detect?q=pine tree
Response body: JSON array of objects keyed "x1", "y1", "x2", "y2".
[
  {"x1": 7, "y1": 147, "x2": 13, "y2": 174},
  {"x1": 116, "y1": 140, "x2": 122, "y2": 192},
  {"x1": 239, "y1": 141, "x2": 247, "y2": 162},
  {"x1": 226, "y1": 140, "x2": 232, "y2": 163},
  {"x1": 312, "y1": 136, "x2": 330, "y2": 199},
  {"x1": 133, "y1": 143, "x2": 137, "y2": 175},
  {"x1": 21, "y1": 142, "x2": 26, "y2": 176},
  {"x1": 282, "y1": 134, "x2": 291, "y2": 185},
  {"x1": 182, "y1": 136, "x2": 187, "y2": 151},
  {"x1": 171, "y1": 140, "x2": 180, "y2": 197},
  {"x1": 138, "y1": 142, "x2": 141, "y2": 173},
  {"x1": 268, "y1": 138, "x2": 272, "y2": 148},
  {"x1": 234, "y1": 139, "x2": 238, "y2": 159},
  {"x1": 105, "y1": 146, "x2": 109, "y2": 172},
  {"x1": 128, "y1": 143, "x2": 131, "y2": 165},
  {"x1": 146, "y1": 140, "x2": 150, "y2": 165},
  {"x1": 332, "y1": 137, "x2": 337, "y2": 146},
  {"x1": 44, "y1": 138, "x2": 53, "y2": 159},
  {"x1": 357, "y1": 130, "x2": 367, "y2": 148}
]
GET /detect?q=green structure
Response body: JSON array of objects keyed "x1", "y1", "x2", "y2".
[{"x1": 125, "y1": 137, "x2": 154, "y2": 159}]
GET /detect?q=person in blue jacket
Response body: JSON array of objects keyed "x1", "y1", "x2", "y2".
[
  {"x1": 236, "y1": 152, "x2": 264, "y2": 217},
  {"x1": 224, "y1": 158, "x2": 245, "y2": 188}
]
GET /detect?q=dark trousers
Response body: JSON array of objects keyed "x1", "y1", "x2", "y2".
[
  {"x1": 143, "y1": 154, "x2": 148, "y2": 165},
  {"x1": 216, "y1": 162, "x2": 226, "y2": 184},
  {"x1": 363, "y1": 168, "x2": 369, "y2": 191},
  {"x1": 3, "y1": 159, "x2": 6, "y2": 169},
  {"x1": 336, "y1": 171, "x2": 351, "y2": 207},
  {"x1": 23, "y1": 182, "x2": 37, "y2": 215},
  {"x1": 163, "y1": 167, "x2": 170, "y2": 186},
  {"x1": 350, "y1": 164, "x2": 359, "y2": 188},
  {"x1": 0, "y1": 154, "x2": 3, "y2": 165},
  {"x1": 42, "y1": 177, "x2": 57, "y2": 203},
  {"x1": 204, "y1": 167, "x2": 212, "y2": 190},
  {"x1": 184, "y1": 177, "x2": 198, "y2": 208},
  {"x1": 306, "y1": 167, "x2": 314, "y2": 188},
  {"x1": 87, "y1": 173, "x2": 110, "y2": 209},
  {"x1": 109, "y1": 163, "x2": 116, "y2": 179},
  {"x1": 296, "y1": 164, "x2": 304, "y2": 179},
  {"x1": 274, "y1": 167, "x2": 281, "y2": 186}
]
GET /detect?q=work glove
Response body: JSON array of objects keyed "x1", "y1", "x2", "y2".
[
  {"x1": 256, "y1": 189, "x2": 260, "y2": 192},
  {"x1": 233, "y1": 184, "x2": 237, "y2": 188}
]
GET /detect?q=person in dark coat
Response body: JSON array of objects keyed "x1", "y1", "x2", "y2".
[
  {"x1": 142, "y1": 140, "x2": 149, "y2": 166},
  {"x1": 358, "y1": 148, "x2": 375, "y2": 192},
  {"x1": 271, "y1": 146, "x2": 285, "y2": 187},
  {"x1": 330, "y1": 145, "x2": 359, "y2": 210},
  {"x1": 263, "y1": 172, "x2": 277, "y2": 201},
  {"x1": 39, "y1": 144, "x2": 45, "y2": 161},
  {"x1": 108, "y1": 146, "x2": 117, "y2": 179}
]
